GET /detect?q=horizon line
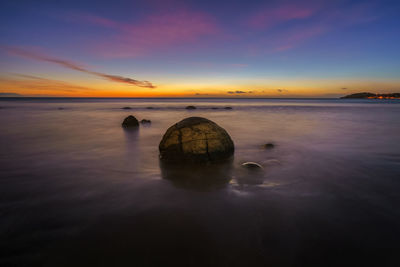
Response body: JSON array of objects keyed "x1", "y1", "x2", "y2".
[{"x1": 0, "y1": 96, "x2": 344, "y2": 100}]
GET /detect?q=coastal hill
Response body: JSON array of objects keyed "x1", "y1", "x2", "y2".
[{"x1": 341, "y1": 92, "x2": 400, "y2": 99}]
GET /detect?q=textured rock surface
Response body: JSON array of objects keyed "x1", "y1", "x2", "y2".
[
  {"x1": 159, "y1": 117, "x2": 234, "y2": 163},
  {"x1": 122, "y1": 115, "x2": 139, "y2": 128}
]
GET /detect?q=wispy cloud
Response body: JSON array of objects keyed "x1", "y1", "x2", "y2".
[
  {"x1": 247, "y1": 3, "x2": 318, "y2": 29},
  {"x1": 271, "y1": 24, "x2": 327, "y2": 52},
  {"x1": 69, "y1": 9, "x2": 220, "y2": 58},
  {"x1": 245, "y1": 1, "x2": 378, "y2": 54},
  {"x1": 59, "y1": 2, "x2": 377, "y2": 58},
  {"x1": 277, "y1": 89, "x2": 289, "y2": 93},
  {"x1": 0, "y1": 74, "x2": 95, "y2": 93},
  {"x1": 2, "y1": 47, "x2": 155, "y2": 88},
  {"x1": 227, "y1": 90, "x2": 252, "y2": 94}
]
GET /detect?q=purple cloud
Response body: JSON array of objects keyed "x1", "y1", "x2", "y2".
[{"x1": 3, "y1": 47, "x2": 155, "y2": 88}]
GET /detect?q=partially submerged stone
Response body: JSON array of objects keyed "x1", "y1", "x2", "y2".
[
  {"x1": 159, "y1": 117, "x2": 234, "y2": 163},
  {"x1": 224, "y1": 106, "x2": 233, "y2": 110},
  {"x1": 185, "y1": 105, "x2": 197, "y2": 110},
  {"x1": 122, "y1": 115, "x2": 139, "y2": 128},
  {"x1": 122, "y1": 107, "x2": 132, "y2": 110},
  {"x1": 141, "y1": 119, "x2": 151, "y2": 124},
  {"x1": 241, "y1": 162, "x2": 263, "y2": 169},
  {"x1": 263, "y1": 143, "x2": 275, "y2": 149}
]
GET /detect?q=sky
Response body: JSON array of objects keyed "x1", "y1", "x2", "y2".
[{"x1": 0, "y1": 0, "x2": 399, "y2": 97}]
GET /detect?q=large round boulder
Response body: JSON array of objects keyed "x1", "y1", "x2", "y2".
[{"x1": 159, "y1": 117, "x2": 234, "y2": 163}]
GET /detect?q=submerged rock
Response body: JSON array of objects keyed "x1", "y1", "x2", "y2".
[
  {"x1": 263, "y1": 143, "x2": 275, "y2": 149},
  {"x1": 140, "y1": 119, "x2": 151, "y2": 124},
  {"x1": 185, "y1": 105, "x2": 196, "y2": 110},
  {"x1": 224, "y1": 106, "x2": 233, "y2": 110},
  {"x1": 122, "y1": 107, "x2": 132, "y2": 110},
  {"x1": 146, "y1": 107, "x2": 154, "y2": 109},
  {"x1": 122, "y1": 115, "x2": 139, "y2": 128},
  {"x1": 159, "y1": 117, "x2": 234, "y2": 163},
  {"x1": 242, "y1": 162, "x2": 263, "y2": 169}
]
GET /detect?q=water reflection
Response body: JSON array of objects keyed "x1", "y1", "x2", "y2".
[
  {"x1": 123, "y1": 126, "x2": 139, "y2": 139},
  {"x1": 160, "y1": 159, "x2": 233, "y2": 191},
  {"x1": 123, "y1": 127, "x2": 140, "y2": 171}
]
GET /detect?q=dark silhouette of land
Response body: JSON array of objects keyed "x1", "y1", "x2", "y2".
[{"x1": 341, "y1": 92, "x2": 400, "y2": 99}]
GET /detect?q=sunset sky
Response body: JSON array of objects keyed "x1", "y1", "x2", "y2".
[{"x1": 0, "y1": 0, "x2": 399, "y2": 97}]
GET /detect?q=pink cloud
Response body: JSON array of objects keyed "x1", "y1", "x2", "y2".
[
  {"x1": 72, "y1": 10, "x2": 220, "y2": 58},
  {"x1": 247, "y1": 4, "x2": 318, "y2": 29},
  {"x1": 62, "y1": 2, "x2": 377, "y2": 58}
]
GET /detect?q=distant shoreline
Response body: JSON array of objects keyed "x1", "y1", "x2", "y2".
[
  {"x1": 341, "y1": 92, "x2": 400, "y2": 99},
  {"x1": 0, "y1": 96, "x2": 357, "y2": 100},
  {"x1": 0, "y1": 97, "x2": 345, "y2": 101},
  {"x1": 0, "y1": 95, "x2": 399, "y2": 100}
]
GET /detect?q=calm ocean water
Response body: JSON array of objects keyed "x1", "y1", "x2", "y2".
[{"x1": 1, "y1": 98, "x2": 399, "y2": 266}]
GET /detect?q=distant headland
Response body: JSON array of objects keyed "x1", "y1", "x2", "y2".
[{"x1": 341, "y1": 92, "x2": 400, "y2": 99}]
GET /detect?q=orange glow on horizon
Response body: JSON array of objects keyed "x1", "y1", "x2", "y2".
[{"x1": 1, "y1": 75, "x2": 400, "y2": 98}]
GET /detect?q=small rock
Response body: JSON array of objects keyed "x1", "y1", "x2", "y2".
[
  {"x1": 57, "y1": 107, "x2": 64, "y2": 110},
  {"x1": 146, "y1": 107, "x2": 154, "y2": 109},
  {"x1": 186, "y1": 105, "x2": 196, "y2": 110},
  {"x1": 122, "y1": 107, "x2": 132, "y2": 110},
  {"x1": 263, "y1": 143, "x2": 275, "y2": 149},
  {"x1": 122, "y1": 115, "x2": 139, "y2": 128},
  {"x1": 140, "y1": 119, "x2": 151, "y2": 124},
  {"x1": 224, "y1": 107, "x2": 233, "y2": 110},
  {"x1": 242, "y1": 162, "x2": 263, "y2": 169}
]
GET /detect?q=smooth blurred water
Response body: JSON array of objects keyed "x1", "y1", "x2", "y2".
[{"x1": 0, "y1": 98, "x2": 399, "y2": 266}]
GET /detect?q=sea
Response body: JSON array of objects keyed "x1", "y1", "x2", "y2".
[{"x1": 0, "y1": 98, "x2": 399, "y2": 266}]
